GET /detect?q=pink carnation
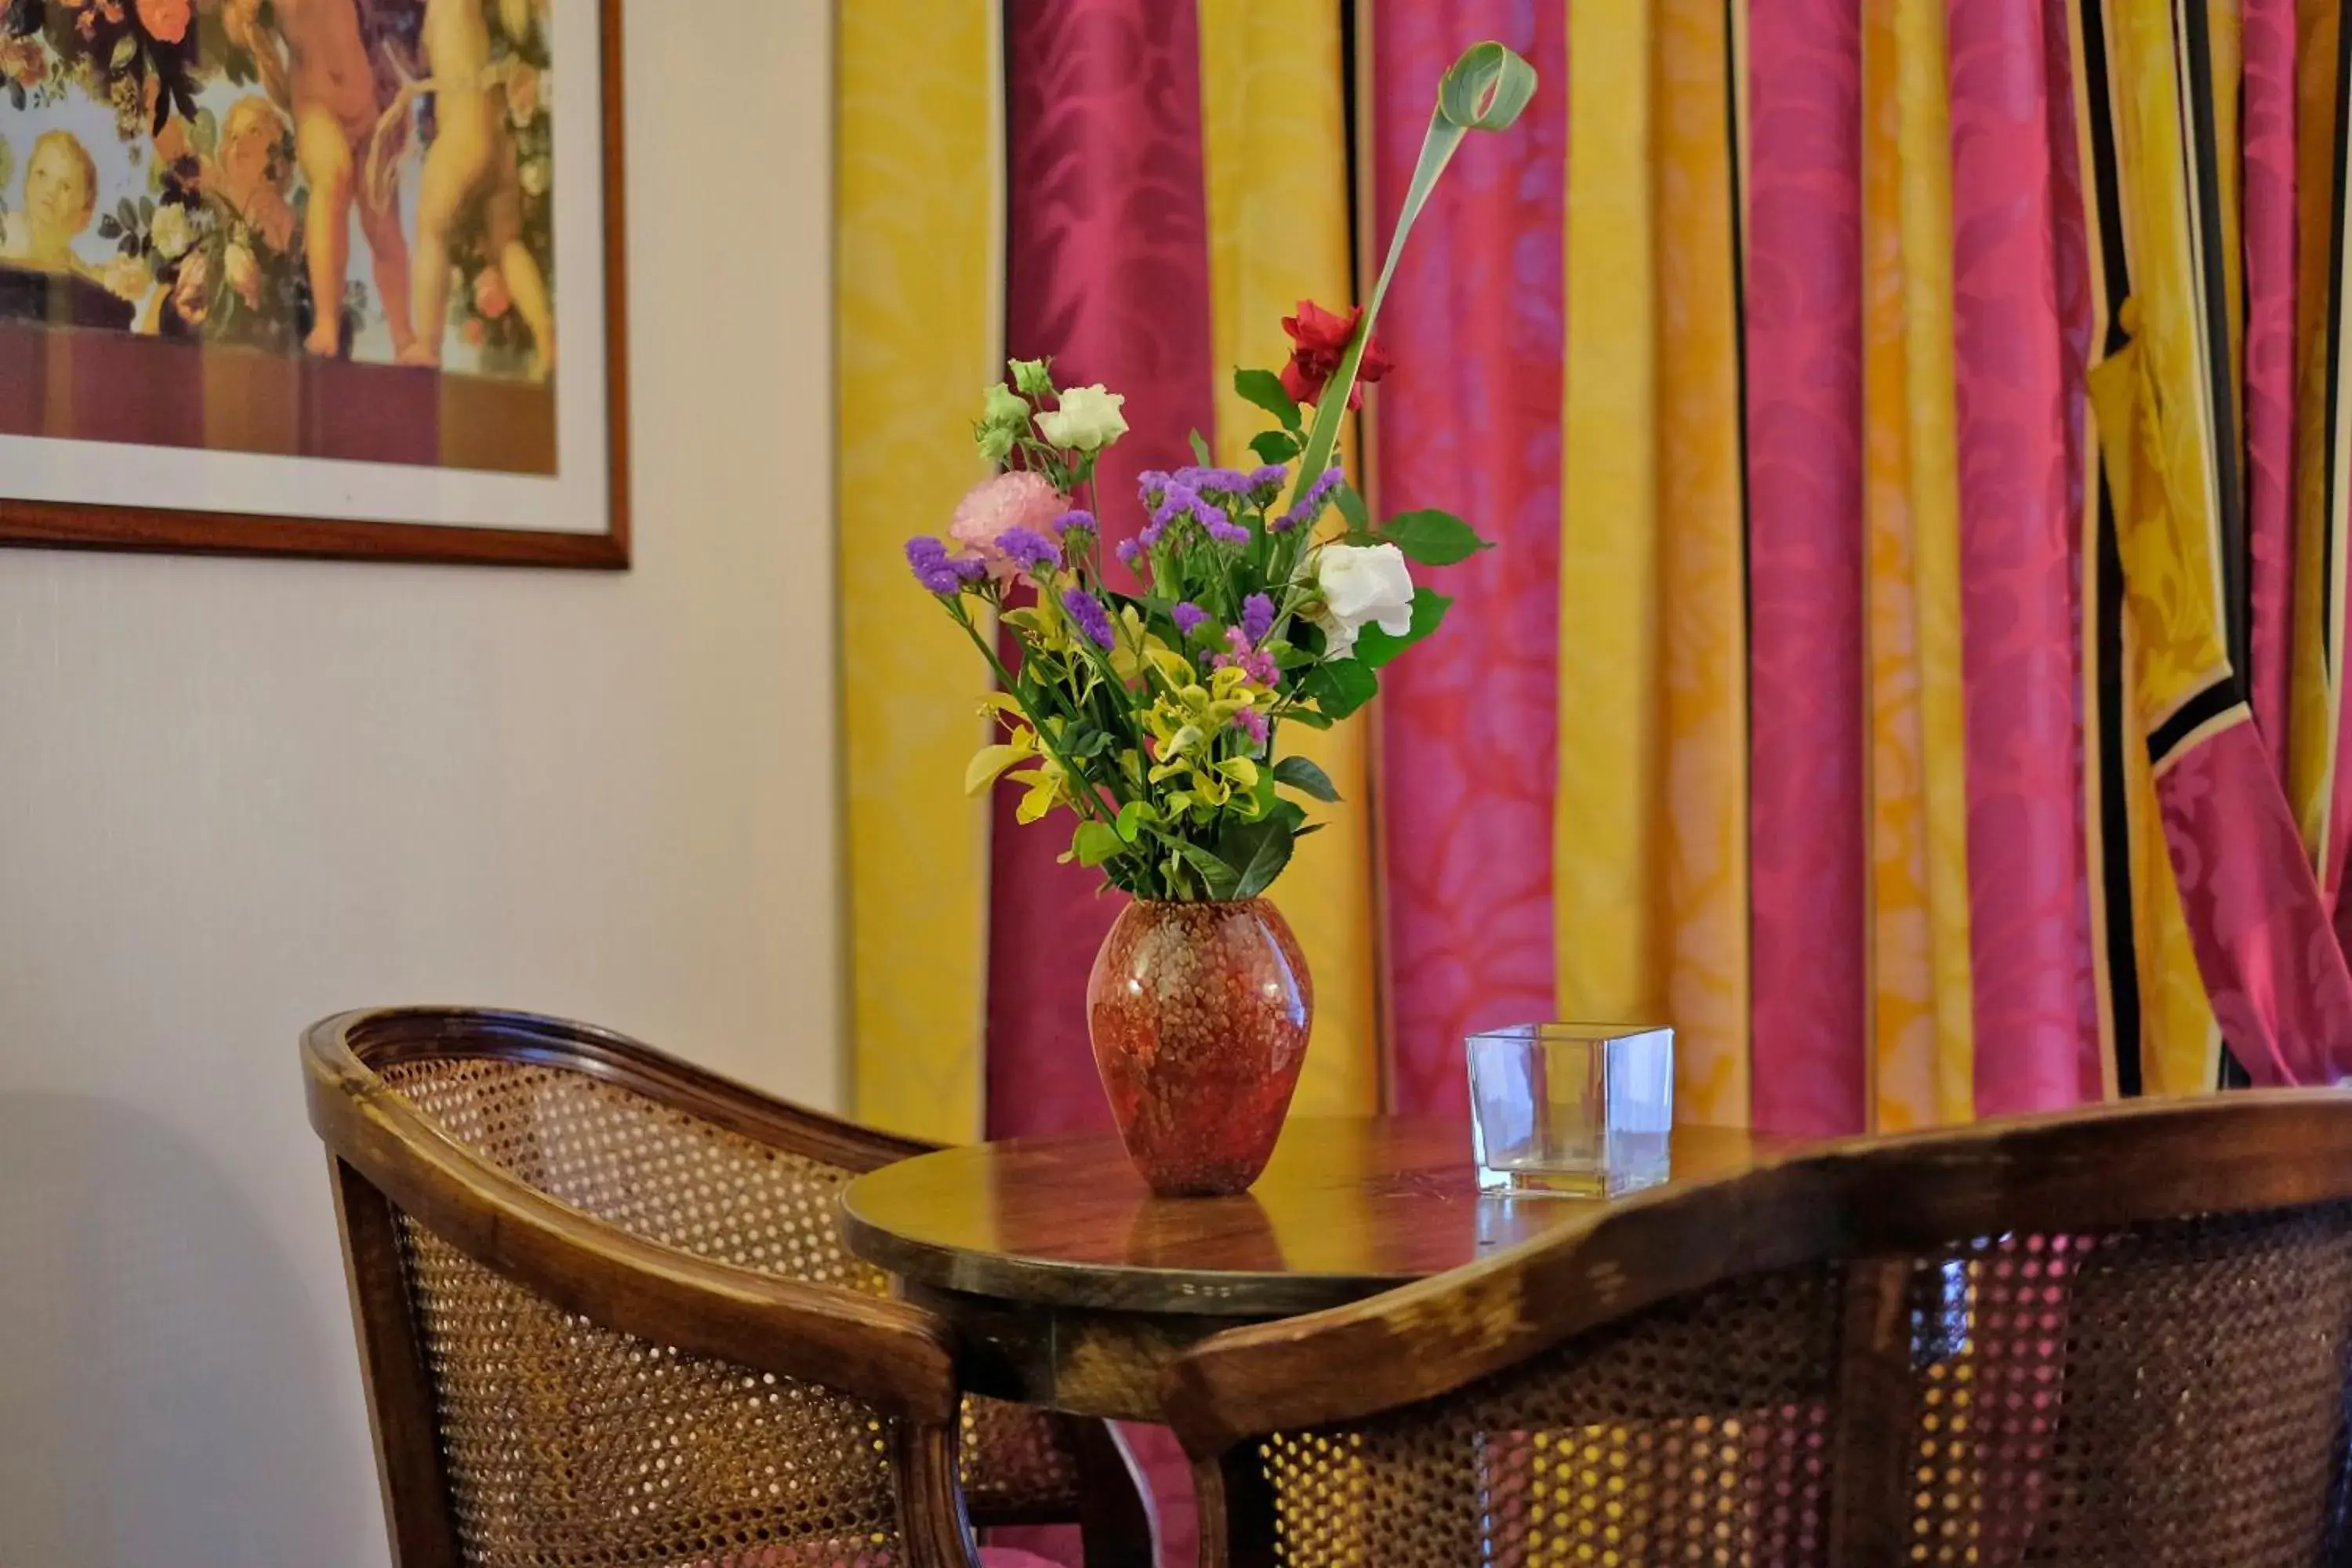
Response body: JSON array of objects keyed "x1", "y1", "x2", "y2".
[{"x1": 949, "y1": 470, "x2": 1068, "y2": 583}]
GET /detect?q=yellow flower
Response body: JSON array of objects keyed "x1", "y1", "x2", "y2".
[
  {"x1": 1006, "y1": 755, "x2": 1072, "y2": 823},
  {"x1": 965, "y1": 726, "x2": 1038, "y2": 796}
]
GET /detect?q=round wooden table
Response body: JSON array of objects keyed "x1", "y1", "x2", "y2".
[{"x1": 838, "y1": 1115, "x2": 1784, "y2": 1423}]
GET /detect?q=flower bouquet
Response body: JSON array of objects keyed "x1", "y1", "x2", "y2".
[{"x1": 904, "y1": 41, "x2": 1535, "y2": 1195}]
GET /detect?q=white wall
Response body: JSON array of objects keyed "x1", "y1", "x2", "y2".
[{"x1": 0, "y1": 3, "x2": 837, "y2": 1562}]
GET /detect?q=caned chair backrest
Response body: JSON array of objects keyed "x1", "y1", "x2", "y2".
[
  {"x1": 307, "y1": 1007, "x2": 1037, "y2": 1568},
  {"x1": 1163, "y1": 1091, "x2": 2352, "y2": 1568}
]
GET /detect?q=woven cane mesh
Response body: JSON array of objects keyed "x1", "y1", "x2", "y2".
[
  {"x1": 958, "y1": 1395, "x2": 1083, "y2": 1521},
  {"x1": 396, "y1": 1218, "x2": 902, "y2": 1567},
  {"x1": 380, "y1": 1055, "x2": 1084, "y2": 1522},
  {"x1": 1256, "y1": 1265, "x2": 1843, "y2": 1566},
  {"x1": 379, "y1": 1056, "x2": 907, "y2": 1566},
  {"x1": 379, "y1": 1057, "x2": 887, "y2": 1292},
  {"x1": 1243, "y1": 1205, "x2": 2352, "y2": 1566},
  {"x1": 1897, "y1": 1207, "x2": 2352, "y2": 1566}
]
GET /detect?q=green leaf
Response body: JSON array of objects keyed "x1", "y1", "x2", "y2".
[
  {"x1": 1334, "y1": 481, "x2": 1370, "y2": 532},
  {"x1": 193, "y1": 107, "x2": 219, "y2": 158},
  {"x1": 1189, "y1": 427, "x2": 1214, "y2": 466},
  {"x1": 111, "y1": 34, "x2": 138, "y2": 70},
  {"x1": 1249, "y1": 429, "x2": 1301, "y2": 465},
  {"x1": 1245, "y1": 762, "x2": 1279, "y2": 821},
  {"x1": 1072, "y1": 821, "x2": 1126, "y2": 868},
  {"x1": 1168, "y1": 837, "x2": 1240, "y2": 899},
  {"x1": 1273, "y1": 755, "x2": 1341, "y2": 803},
  {"x1": 1063, "y1": 724, "x2": 1113, "y2": 760},
  {"x1": 1353, "y1": 591, "x2": 1454, "y2": 670},
  {"x1": 1301, "y1": 658, "x2": 1380, "y2": 720},
  {"x1": 1233, "y1": 368, "x2": 1301, "y2": 432},
  {"x1": 1287, "y1": 42, "x2": 1537, "y2": 509},
  {"x1": 1217, "y1": 818, "x2": 1297, "y2": 900},
  {"x1": 1114, "y1": 800, "x2": 1157, "y2": 843},
  {"x1": 1279, "y1": 705, "x2": 1334, "y2": 730},
  {"x1": 1380, "y1": 509, "x2": 1492, "y2": 566}
]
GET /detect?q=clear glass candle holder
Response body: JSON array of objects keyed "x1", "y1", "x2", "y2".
[{"x1": 1466, "y1": 1023, "x2": 1674, "y2": 1198}]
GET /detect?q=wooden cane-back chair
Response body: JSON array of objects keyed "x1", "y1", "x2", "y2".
[
  {"x1": 1163, "y1": 1092, "x2": 2352, "y2": 1567},
  {"x1": 305, "y1": 1007, "x2": 1149, "y2": 1568}
]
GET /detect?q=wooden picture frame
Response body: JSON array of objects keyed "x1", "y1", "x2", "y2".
[{"x1": 0, "y1": 0, "x2": 628, "y2": 568}]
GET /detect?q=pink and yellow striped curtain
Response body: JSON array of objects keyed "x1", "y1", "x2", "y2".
[
  {"x1": 836, "y1": 0, "x2": 2352, "y2": 1190},
  {"x1": 840, "y1": 3, "x2": 2352, "y2": 1561}
]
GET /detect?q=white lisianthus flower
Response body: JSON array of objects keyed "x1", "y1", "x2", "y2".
[
  {"x1": 1036, "y1": 384, "x2": 1128, "y2": 452},
  {"x1": 1311, "y1": 542, "x2": 1416, "y2": 657},
  {"x1": 149, "y1": 203, "x2": 194, "y2": 261}
]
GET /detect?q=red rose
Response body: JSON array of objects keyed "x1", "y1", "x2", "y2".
[{"x1": 1279, "y1": 298, "x2": 1393, "y2": 409}]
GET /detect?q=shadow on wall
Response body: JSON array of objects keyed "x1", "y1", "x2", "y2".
[{"x1": 0, "y1": 1092, "x2": 365, "y2": 1566}]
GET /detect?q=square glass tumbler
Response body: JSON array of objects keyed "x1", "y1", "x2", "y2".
[{"x1": 1466, "y1": 1023, "x2": 1675, "y2": 1197}]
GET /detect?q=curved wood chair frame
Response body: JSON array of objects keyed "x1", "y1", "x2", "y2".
[
  {"x1": 305, "y1": 1005, "x2": 1149, "y2": 1568},
  {"x1": 1160, "y1": 1090, "x2": 2352, "y2": 1566}
]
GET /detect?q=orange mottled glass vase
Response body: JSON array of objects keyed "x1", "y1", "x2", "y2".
[{"x1": 1084, "y1": 897, "x2": 1313, "y2": 1196}]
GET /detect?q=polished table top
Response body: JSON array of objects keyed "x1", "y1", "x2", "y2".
[{"x1": 840, "y1": 1116, "x2": 1798, "y2": 1321}]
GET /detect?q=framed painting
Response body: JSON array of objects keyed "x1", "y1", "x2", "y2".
[{"x1": 0, "y1": 0, "x2": 626, "y2": 567}]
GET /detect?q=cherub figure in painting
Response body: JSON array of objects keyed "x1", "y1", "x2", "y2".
[
  {"x1": 222, "y1": 0, "x2": 416, "y2": 358},
  {"x1": 369, "y1": 0, "x2": 553, "y2": 378},
  {"x1": 2, "y1": 129, "x2": 150, "y2": 303}
]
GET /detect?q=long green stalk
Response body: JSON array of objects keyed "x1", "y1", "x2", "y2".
[{"x1": 1288, "y1": 41, "x2": 1538, "y2": 507}]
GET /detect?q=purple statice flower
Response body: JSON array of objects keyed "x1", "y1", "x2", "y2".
[
  {"x1": 1174, "y1": 465, "x2": 1254, "y2": 496},
  {"x1": 1116, "y1": 537, "x2": 1146, "y2": 570},
  {"x1": 1151, "y1": 481, "x2": 1200, "y2": 528},
  {"x1": 947, "y1": 554, "x2": 988, "y2": 585},
  {"x1": 1232, "y1": 707, "x2": 1269, "y2": 748},
  {"x1": 996, "y1": 526, "x2": 1062, "y2": 576},
  {"x1": 1202, "y1": 507, "x2": 1251, "y2": 546},
  {"x1": 1062, "y1": 588, "x2": 1116, "y2": 650},
  {"x1": 1171, "y1": 601, "x2": 1211, "y2": 640},
  {"x1": 1135, "y1": 469, "x2": 1172, "y2": 507},
  {"x1": 1248, "y1": 464, "x2": 1289, "y2": 499},
  {"x1": 1272, "y1": 465, "x2": 1345, "y2": 532},
  {"x1": 1137, "y1": 517, "x2": 1167, "y2": 550},
  {"x1": 1240, "y1": 592, "x2": 1276, "y2": 645},
  {"x1": 1052, "y1": 508, "x2": 1097, "y2": 538},
  {"x1": 905, "y1": 535, "x2": 962, "y2": 595}
]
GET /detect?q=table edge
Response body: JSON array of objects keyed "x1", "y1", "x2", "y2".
[{"x1": 837, "y1": 1178, "x2": 1421, "y2": 1317}]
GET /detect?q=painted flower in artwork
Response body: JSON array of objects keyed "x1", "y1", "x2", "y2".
[
  {"x1": 0, "y1": 36, "x2": 49, "y2": 88},
  {"x1": 171, "y1": 249, "x2": 212, "y2": 325},
  {"x1": 223, "y1": 241, "x2": 260, "y2": 307},
  {"x1": 136, "y1": 0, "x2": 193, "y2": 44},
  {"x1": 148, "y1": 202, "x2": 194, "y2": 260},
  {"x1": 473, "y1": 264, "x2": 512, "y2": 319},
  {"x1": 505, "y1": 63, "x2": 540, "y2": 126}
]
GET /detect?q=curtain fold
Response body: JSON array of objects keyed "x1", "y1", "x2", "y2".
[
  {"x1": 989, "y1": 2, "x2": 1220, "y2": 1142},
  {"x1": 1863, "y1": 0, "x2": 1975, "y2": 1130},
  {"x1": 1744, "y1": 0, "x2": 1870, "y2": 1134},
  {"x1": 1370, "y1": 0, "x2": 1567, "y2": 1118},
  {"x1": 1198, "y1": 0, "x2": 1379, "y2": 1120},
  {"x1": 837, "y1": 0, "x2": 999, "y2": 1143},
  {"x1": 1947, "y1": 0, "x2": 2105, "y2": 1116}
]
